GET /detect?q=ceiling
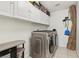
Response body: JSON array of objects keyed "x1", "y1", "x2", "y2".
[{"x1": 40, "y1": 1, "x2": 77, "y2": 12}]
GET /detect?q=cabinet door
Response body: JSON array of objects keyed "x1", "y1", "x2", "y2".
[
  {"x1": 14, "y1": 1, "x2": 31, "y2": 19},
  {"x1": 40, "y1": 11, "x2": 49, "y2": 25},
  {"x1": 0, "y1": 1, "x2": 12, "y2": 15},
  {"x1": 30, "y1": 4, "x2": 49, "y2": 25},
  {"x1": 30, "y1": 5, "x2": 41, "y2": 23}
]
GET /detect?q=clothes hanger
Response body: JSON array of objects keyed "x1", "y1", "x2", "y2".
[{"x1": 63, "y1": 11, "x2": 71, "y2": 36}]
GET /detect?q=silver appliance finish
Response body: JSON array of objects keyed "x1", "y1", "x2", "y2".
[{"x1": 30, "y1": 30, "x2": 58, "y2": 58}]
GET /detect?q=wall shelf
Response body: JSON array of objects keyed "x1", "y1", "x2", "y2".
[{"x1": 0, "y1": 14, "x2": 49, "y2": 26}]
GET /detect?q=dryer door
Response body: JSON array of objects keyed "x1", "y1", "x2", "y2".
[{"x1": 49, "y1": 36, "x2": 55, "y2": 53}]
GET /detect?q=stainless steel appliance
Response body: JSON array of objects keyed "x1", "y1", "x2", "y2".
[{"x1": 30, "y1": 29, "x2": 58, "y2": 58}]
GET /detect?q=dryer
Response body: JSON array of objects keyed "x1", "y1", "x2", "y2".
[{"x1": 30, "y1": 29, "x2": 58, "y2": 58}]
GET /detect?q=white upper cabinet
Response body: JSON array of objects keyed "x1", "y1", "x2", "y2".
[
  {"x1": 39, "y1": 10, "x2": 49, "y2": 25},
  {"x1": 30, "y1": 2, "x2": 49, "y2": 25},
  {"x1": 30, "y1": 4, "x2": 41, "y2": 23},
  {"x1": 0, "y1": 1, "x2": 49, "y2": 25},
  {"x1": 14, "y1": 1, "x2": 49, "y2": 25},
  {"x1": 14, "y1": 2, "x2": 31, "y2": 20},
  {"x1": 0, "y1": 1, "x2": 13, "y2": 16}
]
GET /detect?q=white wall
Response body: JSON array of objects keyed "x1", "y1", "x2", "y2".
[
  {"x1": 0, "y1": 16, "x2": 48, "y2": 57},
  {"x1": 76, "y1": 2, "x2": 79, "y2": 57},
  {"x1": 48, "y1": 9, "x2": 72, "y2": 47}
]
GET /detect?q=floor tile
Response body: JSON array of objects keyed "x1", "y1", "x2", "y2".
[{"x1": 54, "y1": 47, "x2": 78, "y2": 58}]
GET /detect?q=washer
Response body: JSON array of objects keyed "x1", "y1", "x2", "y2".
[{"x1": 30, "y1": 29, "x2": 58, "y2": 58}]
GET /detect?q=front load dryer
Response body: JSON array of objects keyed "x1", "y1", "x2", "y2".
[{"x1": 30, "y1": 29, "x2": 58, "y2": 58}]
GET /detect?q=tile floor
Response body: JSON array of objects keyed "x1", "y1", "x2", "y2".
[
  {"x1": 53, "y1": 47, "x2": 78, "y2": 58},
  {"x1": 29, "y1": 47, "x2": 78, "y2": 58}
]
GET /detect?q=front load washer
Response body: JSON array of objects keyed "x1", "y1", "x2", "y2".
[{"x1": 30, "y1": 29, "x2": 58, "y2": 58}]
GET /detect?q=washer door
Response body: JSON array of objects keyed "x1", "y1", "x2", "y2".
[
  {"x1": 49, "y1": 36, "x2": 55, "y2": 53},
  {"x1": 31, "y1": 32, "x2": 45, "y2": 58}
]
